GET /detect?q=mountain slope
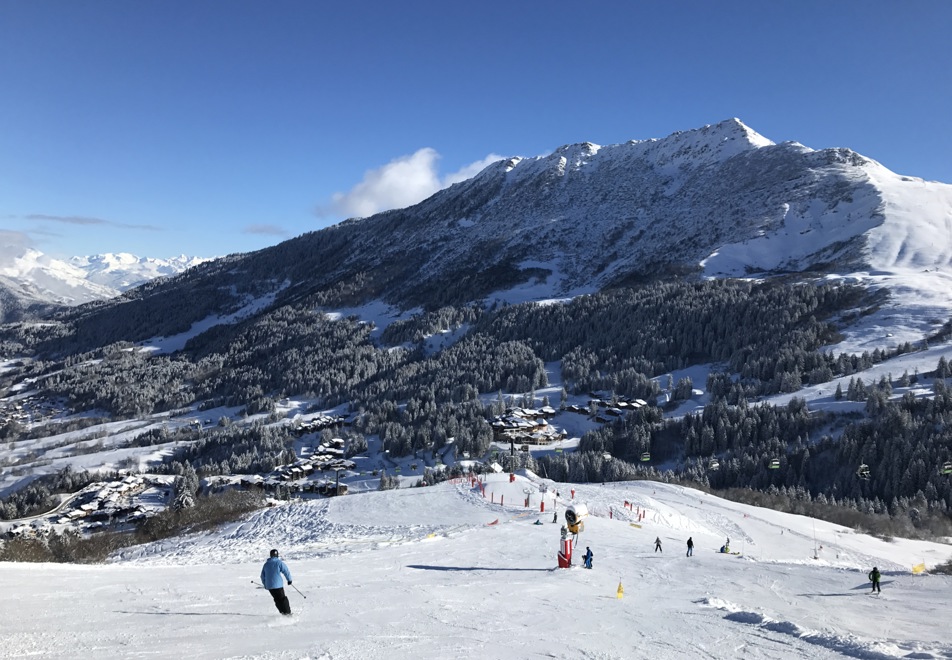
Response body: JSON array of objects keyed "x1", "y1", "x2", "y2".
[
  {"x1": 2, "y1": 475, "x2": 949, "y2": 659},
  {"x1": 34, "y1": 118, "x2": 951, "y2": 352}
]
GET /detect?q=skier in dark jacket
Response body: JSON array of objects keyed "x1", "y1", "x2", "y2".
[
  {"x1": 654, "y1": 537, "x2": 662, "y2": 552},
  {"x1": 261, "y1": 549, "x2": 293, "y2": 615},
  {"x1": 583, "y1": 546, "x2": 593, "y2": 569},
  {"x1": 686, "y1": 537, "x2": 694, "y2": 557},
  {"x1": 868, "y1": 566, "x2": 881, "y2": 594}
]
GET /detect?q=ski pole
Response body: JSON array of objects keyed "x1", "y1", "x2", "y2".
[{"x1": 290, "y1": 583, "x2": 307, "y2": 599}]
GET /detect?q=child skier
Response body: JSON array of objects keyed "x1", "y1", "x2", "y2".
[
  {"x1": 583, "y1": 546, "x2": 593, "y2": 569},
  {"x1": 654, "y1": 537, "x2": 662, "y2": 552},
  {"x1": 868, "y1": 566, "x2": 881, "y2": 594}
]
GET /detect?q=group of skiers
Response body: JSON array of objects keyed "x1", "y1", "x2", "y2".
[
  {"x1": 576, "y1": 535, "x2": 694, "y2": 569},
  {"x1": 260, "y1": 547, "x2": 886, "y2": 615},
  {"x1": 569, "y1": 539, "x2": 884, "y2": 595},
  {"x1": 651, "y1": 536, "x2": 695, "y2": 555},
  {"x1": 576, "y1": 535, "x2": 696, "y2": 569}
]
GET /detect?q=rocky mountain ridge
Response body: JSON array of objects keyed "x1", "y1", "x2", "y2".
[{"x1": 8, "y1": 118, "x2": 952, "y2": 346}]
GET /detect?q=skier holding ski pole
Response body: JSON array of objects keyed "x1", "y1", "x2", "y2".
[{"x1": 261, "y1": 549, "x2": 294, "y2": 615}]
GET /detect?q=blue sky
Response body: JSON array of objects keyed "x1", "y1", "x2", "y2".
[{"x1": 2, "y1": 1, "x2": 950, "y2": 260}]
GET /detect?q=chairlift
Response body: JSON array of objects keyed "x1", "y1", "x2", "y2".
[
  {"x1": 640, "y1": 452, "x2": 651, "y2": 462},
  {"x1": 768, "y1": 458, "x2": 781, "y2": 469},
  {"x1": 602, "y1": 452, "x2": 612, "y2": 461},
  {"x1": 941, "y1": 461, "x2": 952, "y2": 476},
  {"x1": 708, "y1": 459, "x2": 720, "y2": 471},
  {"x1": 857, "y1": 464, "x2": 871, "y2": 480}
]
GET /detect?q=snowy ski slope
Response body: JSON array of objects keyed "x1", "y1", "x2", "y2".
[{"x1": 1, "y1": 472, "x2": 950, "y2": 659}]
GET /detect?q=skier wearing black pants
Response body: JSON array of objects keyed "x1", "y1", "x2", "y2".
[
  {"x1": 261, "y1": 549, "x2": 293, "y2": 615},
  {"x1": 868, "y1": 566, "x2": 881, "y2": 594}
]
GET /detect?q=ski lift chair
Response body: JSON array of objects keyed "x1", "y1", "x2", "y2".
[
  {"x1": 857, "y1": 464, "x2": 871, "y2": 480},
  {"x1": 941, "y1": 461, "x2": 952, "y2": 476},
  {"x1": 768, "y1": 458, "x2": 781, "y2": 469},
  {"x1": 640, "y1": 452, "x2": 651, "y2": 462}
]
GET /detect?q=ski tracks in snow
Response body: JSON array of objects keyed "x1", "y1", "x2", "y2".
[
  {"x1": 696, "y1": 597, "x2": 951, "y2": 660},
  {"x1": 116, "y1": 486, "x2": 489, "y2": 566}
]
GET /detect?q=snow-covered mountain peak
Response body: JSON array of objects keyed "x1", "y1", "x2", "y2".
[
  {"x1": 712, "y1": 117, "x2": 774, "y2": 148},
  {"x1": 68, "y1": 252, "x2": 209, "y2": 290},
  {"x1": 70, "y1": 252, "x2": 148, "y2": 271},
  {"x1": 632, "y1": 118, "x2": 774, "y2": 172},
  {"x1": 499, "y1": 118, "x2": 775, "y2": 184},
  {"x1": 554, "y1": 141, "x2": 601, "y2": 158},
  {"x1": 0, "y1": 247, "x2": 211, "y2": 316},
  {"x1": 358, "y1": 118, "x2": 952, "y2": 311}
]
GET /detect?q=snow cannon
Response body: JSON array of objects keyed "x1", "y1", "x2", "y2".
[
  {"x1": 564, "y1": 504, "x2": 589, "y2": 535},
  {"x1": 557, "y1": 525, "x2": 573, "y2": 568}
]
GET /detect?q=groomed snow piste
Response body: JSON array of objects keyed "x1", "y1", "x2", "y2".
[{"x1": 2, "y1": 473, "x2": 950, "y2": 659}]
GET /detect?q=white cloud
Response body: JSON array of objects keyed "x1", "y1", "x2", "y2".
[
  {"x1": 442, "y1": 154, "x2": 505, "y2": 187},
  {"x1": 322, "y1": 149, "x2": 503, "y2": 219},
  {"x1": 0, "y1": 230, "x2": 35, "y2": 261}
]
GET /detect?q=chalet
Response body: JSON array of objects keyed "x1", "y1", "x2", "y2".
[
  {"x1": 294, "y1": 414, "x2": 348, "y2": 436},
  {"x1": 490, "y1": 408, "x2": 566, "y2": 445}
]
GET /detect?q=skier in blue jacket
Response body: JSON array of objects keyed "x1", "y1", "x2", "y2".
[{"x1": 261, "y1": 549, "x2": 293, "y2": 615}]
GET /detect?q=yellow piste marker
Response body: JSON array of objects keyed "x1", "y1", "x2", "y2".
[{"x1": 617, "y1": 581, "x2": 624, "y2": 599}]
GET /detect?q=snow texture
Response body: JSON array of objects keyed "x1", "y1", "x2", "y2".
[{"x1": 1, "y1": 475, "x2": 949, "y2": 659}]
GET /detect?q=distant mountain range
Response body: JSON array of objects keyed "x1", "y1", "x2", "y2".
[{"x1": 0, "y1": 249, "x2": 209, "y2": 322}]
